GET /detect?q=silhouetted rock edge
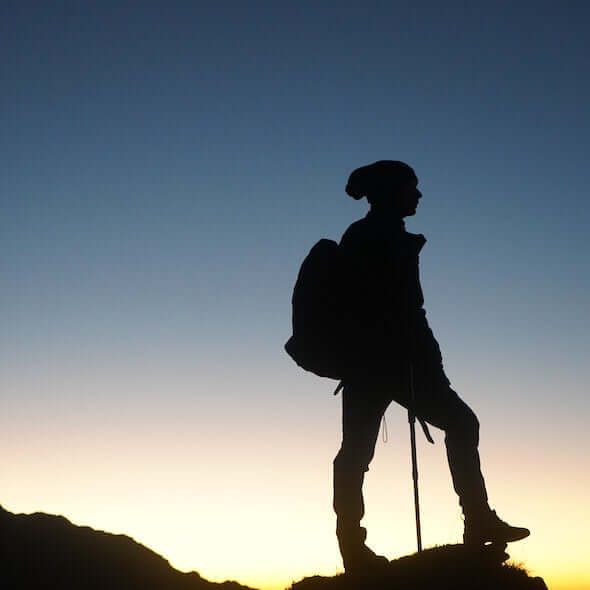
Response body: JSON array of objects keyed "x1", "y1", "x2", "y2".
[
  {"x1": 0, "y1": 505, "x2": 257, "y2": 590},
  {"x1": 1, "y1": 505, "x2": 547, "y2": 590}
]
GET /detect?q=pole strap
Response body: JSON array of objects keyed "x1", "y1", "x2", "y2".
[{"x1": 418, "y1": 417, "x2": 434, "y2": 444}]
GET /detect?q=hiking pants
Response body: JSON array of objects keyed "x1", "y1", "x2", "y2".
[{"x1": 333, "y1": 371, "x2": 489, "y2": 531}]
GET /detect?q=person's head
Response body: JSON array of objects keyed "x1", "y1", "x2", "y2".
[{"x1": 345, "y1": 160, "x2": 422, "y2": 217}]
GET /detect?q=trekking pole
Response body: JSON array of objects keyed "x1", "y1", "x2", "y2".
[{"x1": 408, "y1": 362, "x2": 423, "y2": 552}]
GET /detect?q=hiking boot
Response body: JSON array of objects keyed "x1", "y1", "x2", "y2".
[
  {"x1": 337, "y1": 526, "x2": 389, "y2": 574},
  {"x1": 463, "y1": 509, "x2": 530, "y2": 546},
  {"x1": 342, "y1": 544, "x2": 389, "y2": 574}
]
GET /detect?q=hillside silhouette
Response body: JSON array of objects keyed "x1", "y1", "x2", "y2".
[
  {"x1": 1, "y1": 505, "x2": 547, "y2": 590},
  {"x1": 0, "y1": 505, "x2": 257, "y2": 590}
]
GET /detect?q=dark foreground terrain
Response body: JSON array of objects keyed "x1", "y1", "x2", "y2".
[
  {"x1": 288, "y1": 543, "x2": 548, "y2": 590},
  {"x1": 1, "y1": 506, "x2": 547, "y2": 590},
  {"x1": 0, "y1": 505, "x2": 255, "y2": 590}
]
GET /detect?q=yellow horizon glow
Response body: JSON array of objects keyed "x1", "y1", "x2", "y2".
[
  {"x1": 2, "y1": 379, "x2": 589, "y2": 590},
  {"x1": 2, "y1": 492, "x2": 588, "y2": 590}
]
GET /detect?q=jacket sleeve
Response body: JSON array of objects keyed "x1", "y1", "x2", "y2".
[
  {"x1": 405, "y1": 243, "x2": 445, "y2": 372},
  {"x1": 411, "y1": 308, "x2": 444, "y2": 367}
]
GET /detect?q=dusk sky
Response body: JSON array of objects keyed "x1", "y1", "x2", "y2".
[{"x1": 2, "y1": 2, "x2": 589, "y2": 589}]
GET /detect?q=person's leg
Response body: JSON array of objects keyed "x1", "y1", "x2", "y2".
[
  {"x1": 394, "y1": 367, "x2": 529, "y2": 544},
  {"x1": 333, "y1": 381, "x2": 390, "y2": 568},
  {"x1": 411, "y1": 384, "x2": 489, "y2": 516}
]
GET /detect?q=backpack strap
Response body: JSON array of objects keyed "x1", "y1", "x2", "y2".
[{"x1": 333, "y1": 381, "x2": 344, "y2": 395}]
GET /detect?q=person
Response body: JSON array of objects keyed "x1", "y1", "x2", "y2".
[{"x1": 333, "y1": 160, "x2": 529, "y2": 572}]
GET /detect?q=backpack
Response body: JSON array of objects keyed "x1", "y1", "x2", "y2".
[{"x1": 284, "y1": 239, "x2": 349, "y2": 380}]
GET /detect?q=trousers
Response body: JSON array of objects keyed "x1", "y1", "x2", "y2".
[{"x1": 333, "y1": 366, "x2": 489, "y2": 530}]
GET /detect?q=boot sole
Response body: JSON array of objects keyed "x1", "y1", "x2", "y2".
[{"x1": 464, "y1": 528, "x2": 530, "y2": 545}]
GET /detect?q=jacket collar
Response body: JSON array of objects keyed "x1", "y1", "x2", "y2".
[
  {"x1": 365, "y1": 209, "x2": 426, "y2": 253},
  {"x1": 365, "y1": 207, "x2": 405, "y2": 232}
]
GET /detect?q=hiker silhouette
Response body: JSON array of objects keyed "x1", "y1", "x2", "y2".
[{"x1": 288, "y1": 161, "x2": 530, "y2": 573}]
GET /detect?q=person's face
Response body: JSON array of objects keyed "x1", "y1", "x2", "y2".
[{"x1": 395, "y1": 178, "x2": 422, "y2": 217}]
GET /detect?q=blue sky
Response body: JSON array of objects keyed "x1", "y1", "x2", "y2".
[{"x1": 2, "y1": 2, "x2": 589, "y2": 589}]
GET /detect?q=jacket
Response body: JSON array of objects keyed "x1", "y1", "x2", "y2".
[{"x1": 339, "y1": 208, "x2": 444, "y2": 378}]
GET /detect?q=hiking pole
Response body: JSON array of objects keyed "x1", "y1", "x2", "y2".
[{"x1": 408, "y1": 362, "x2": 423, "y2": 553}]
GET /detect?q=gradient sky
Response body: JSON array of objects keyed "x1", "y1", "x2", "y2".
[{"x1": 2, "y1": 2, "x2": 589, "y2": 589}]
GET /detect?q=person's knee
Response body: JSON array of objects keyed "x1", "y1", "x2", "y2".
[
  {"x1": 334, "y1": 442, "x2": 374, "y2": 474},
  {"x1": 466, "y1": 409, "x2": 480, "y2": 446},
  {"x1": 447, "y1": 405, "x2": 480, "y2": 447}
]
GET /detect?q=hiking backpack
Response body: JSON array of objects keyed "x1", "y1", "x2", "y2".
[{"x1": 284, "y1": 239, "x2": 349, "y2": 380}]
